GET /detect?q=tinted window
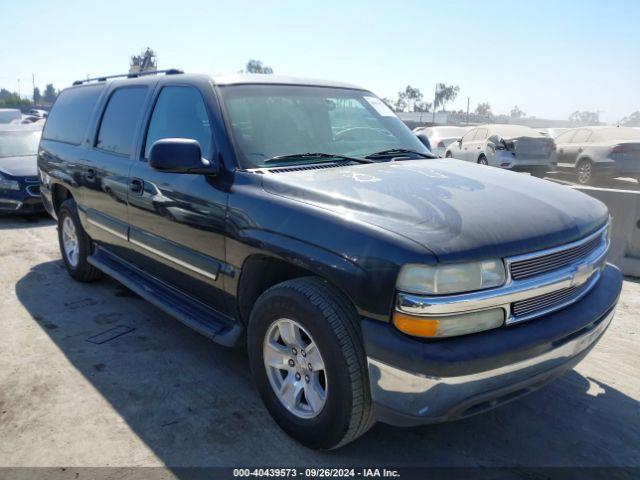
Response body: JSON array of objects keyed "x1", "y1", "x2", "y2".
[
  {"x1": 96, "y1": 87, "x2": 148, "y2": 155},
  {"x1": 145, "y1": 86, "x2": 212, "y2": 159},
  {"x1": 43, "y1": 85, "x2": 103, "y2": 144},
  {"x1": 571, "y1": 129, "x2": 592, "y2": 143}
]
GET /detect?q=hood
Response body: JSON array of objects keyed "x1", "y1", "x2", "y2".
[
  {"x1": 261, "y1": 159, "x2": 608, "y2": 262},
  {"x1": 0, "y1": 155, "x2": 37, "y2": 177}
]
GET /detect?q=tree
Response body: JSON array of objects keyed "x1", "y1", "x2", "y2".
[
  {"x1": 244, "y1": 59, "x2": 274, "y2": 74},
  {"x1": 33, "y1": 87, "x2": 41, "y2": 105},
  {"x1": 568, "y1": 110, "x2": 599, "y2": 124},
  {"x1": 510, "y1": 105, "x2": 525, "y2": 118},
  {"x1": 620, "y1": 111, "x2": 640, "y2": 127},
  {"x1": 43, "y1": 84, "x2": 57, "y2": 103},
  {"x1": 396, "y1": 85, "x2": 426, "y2": 112},
  {"x1": 434, "y1": 83, "x2": 460, "y2": 111},
  {"x1": 475, "y1": 102, "x2": 492, "y2": 117}
]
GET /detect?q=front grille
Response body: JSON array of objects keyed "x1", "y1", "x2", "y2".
[
  {"x1": 512, "y1": 280, "x2": 592, "y2": 318},
  {"x1": 510, "y1": 234, "x2": 602, "y2": 280}
]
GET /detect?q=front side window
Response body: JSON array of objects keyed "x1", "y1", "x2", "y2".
[
  {"x1": 96, "y1": 87, "x2": 148, "y2": 155},
  {"x1": 0, "y1": 129, "x2": 42, "y2": 157},
  {"x1": 218, "y1": 84, "x2": 428, "y2": 168},
  {"x1": 144, "y1": 86, "x2": 213, "y2": 159}
]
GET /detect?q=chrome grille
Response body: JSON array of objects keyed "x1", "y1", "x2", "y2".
[
  {"x1": 510, "y1": 234, "x2": 602, "y2": 280},
  {"x1": 511, "y1": 278, "x2": 594, "y2": 321}
]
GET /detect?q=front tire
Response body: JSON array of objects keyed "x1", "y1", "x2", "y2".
[
  {"x1": 57, "y1": 199, "x2": 103, "y2": 282},
  {"x1": 247, "y1": 277, "x2": 373, "y2": 449},
  {"x1": 478, "y1": 155, "x2": 488, "y2": 165}
]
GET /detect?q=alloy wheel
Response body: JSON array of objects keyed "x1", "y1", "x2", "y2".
[
  {"x1": 263, "y1": 318, "x2": 328, "y2": 419},
  {"x1": 62, "y1": 216, "x2": 79, "y2": 267}
]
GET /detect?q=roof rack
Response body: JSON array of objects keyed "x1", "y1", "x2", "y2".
[{"x1": 72, "y1": 68, "x2": 184, "y2": 86}]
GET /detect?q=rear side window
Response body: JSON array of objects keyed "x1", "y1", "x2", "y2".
[
  {"x1": 461, "y1": 129, "x2": 476, "y2": 143},
  {"x1": 571, "y1": 129, "x2": 592, "y2": 143},
  {"x1": 555, "y1": 130, "x2": 576, "y2": 144},
  {"x1": 96, "y1": 87, "x2": 148, "y2": 156},
  {"x1": 43, "y1": 85, "x2": 103, "y2": 144},
  {"x1": 144, "y1": 86, "x2": 212, "y2": 159}
]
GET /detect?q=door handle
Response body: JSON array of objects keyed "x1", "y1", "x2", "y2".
[
  {"x1": 129, "y1": 178, "x2": 144, "y2": 195},
  {"x1": 86, "y1": 168, "x2": 96, "y2": 181},
  {"x1": 578, "y1": 148, "x2": 583, "y2": 153}
]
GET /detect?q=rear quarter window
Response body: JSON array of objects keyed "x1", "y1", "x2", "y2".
[{"x1": 43, "y1": 85, "x2": 104, "y2": 144}]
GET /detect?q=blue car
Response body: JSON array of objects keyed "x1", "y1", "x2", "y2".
[{"x1": 0, "y1": 124, "x2": 44, "y2": 214}]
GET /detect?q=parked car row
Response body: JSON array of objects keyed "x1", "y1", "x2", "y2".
[
  {"x1": 0, "y1": 108, "x2": 48, "y2": 126},
  {"x1": 413, "y1": 122, "x2": 640, "y2": 185}
]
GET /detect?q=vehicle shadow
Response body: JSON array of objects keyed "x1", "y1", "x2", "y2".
[
  {"x1": 13, "y1": 260, "x2": 640, "y2": 469},
  {"x1": 0, "y1": 212, "x2": 54, "y2": 230}
]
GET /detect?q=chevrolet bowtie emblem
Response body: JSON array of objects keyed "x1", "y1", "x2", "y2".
[{"x1": 571, "y1": 263, "x2": 594, "y2": 287}]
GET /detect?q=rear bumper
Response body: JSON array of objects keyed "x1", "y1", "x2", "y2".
[{"x1": 362, "y1": 264, "x2": 622, "y2": 426}]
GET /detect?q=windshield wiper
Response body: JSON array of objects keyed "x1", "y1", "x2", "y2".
[
  {"x1": 365, "y1": 148, "x2": 437, "y2": 160},
  {"x1": 263, "y1": 152, "x2": 372, "y2": 165}
]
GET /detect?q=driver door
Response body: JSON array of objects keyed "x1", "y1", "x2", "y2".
[{"x1": 126, "y1": 84, "x2": 231, "y2": 315}]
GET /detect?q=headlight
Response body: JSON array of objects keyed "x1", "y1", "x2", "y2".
[
  {"x1": 396, "y1": 260, "x2": 506, "y2": 295},
  {"x1": 0, "y1": 176, "x2": 20, "y2": 191}
]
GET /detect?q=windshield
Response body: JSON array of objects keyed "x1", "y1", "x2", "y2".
[
  {"x1": 218, "y1": 84, "x2": 429, "y2": 167},
  {"x1": 0, "y1": 130, "x2": 42, "y2": 157}
]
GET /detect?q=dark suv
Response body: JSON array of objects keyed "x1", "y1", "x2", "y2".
[{"x1": 38, "y1": 70, "x2": 622, "y2": 449}]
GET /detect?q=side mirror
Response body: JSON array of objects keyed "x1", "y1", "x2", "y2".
[
  {"x1": 415, "y1": 133, "x2": 431, "y2": 150},
  {"x1": 149, "y1": 138, "x2": 218, "y2": 174},
  {"x1": 457, "y1": 137, "x2": 463, "y2": 145}
]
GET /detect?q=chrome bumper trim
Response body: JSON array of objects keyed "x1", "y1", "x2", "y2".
[
  {"x1": 397, "y1": 225, "x2": 609, "y2": 324},
  {"x1": 368, "y1": 307, "x2": 614, "y2": 424}
]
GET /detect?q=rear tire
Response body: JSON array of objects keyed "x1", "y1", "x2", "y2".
[
  {"x1": 445, "y1": 151, "x2": 453, "y2": 158},
  {"x1": 576, "y1": 159, "x2": 593, "y2": 185},
  {"x1": 57, "y1": 199, "x2": 103, "y2": 282},
  {"x1": 247, "y1": 276, "x2": 374, "y2": 449}
]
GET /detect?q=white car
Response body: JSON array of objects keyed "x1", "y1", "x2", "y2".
[
  {"x1": 445, "y1": 124, "x2": 557, "y2": 177},
  {"x1": 415, "y1": 125, "x2": 472, "y2": 157}
]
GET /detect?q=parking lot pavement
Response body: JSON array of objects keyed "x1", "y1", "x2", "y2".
[
  {"x1": 544, "y1": 171, "x2": 640, "y2": 191},
  {"x1": 1, "y1": 214, "x2": 639, "y2": 471}
]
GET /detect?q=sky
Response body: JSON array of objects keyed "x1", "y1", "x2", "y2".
[{"x1": 1, "y1": 0, "x2": 639, "y2": 123}]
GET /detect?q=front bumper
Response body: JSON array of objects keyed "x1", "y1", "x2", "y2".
[{"x1": 362, "y1": 263, "x2": 622, "y2": 426}]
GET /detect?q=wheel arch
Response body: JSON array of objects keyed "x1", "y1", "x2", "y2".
[{"x1": 235, "y1": 249, "x2": 368, "y2": 328}]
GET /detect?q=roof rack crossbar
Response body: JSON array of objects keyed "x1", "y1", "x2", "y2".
[{"x1": 72, "y1": 69, "x2": 183, "y2": 86}]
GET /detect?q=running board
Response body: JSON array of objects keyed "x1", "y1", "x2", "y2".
[{"x1": 88, "y1": 247, "x2": 244, "y2": 347}]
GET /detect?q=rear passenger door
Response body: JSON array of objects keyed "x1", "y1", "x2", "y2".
[
  {"x1": 81, "y1": 86, "x2": 150, "y2": 256},
  {"x1": 126, "y1": 84, "x2": 231, "y2": 314},
  {"x1": 555, "y1": 130, "x2": 577, "y2": 166}
]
